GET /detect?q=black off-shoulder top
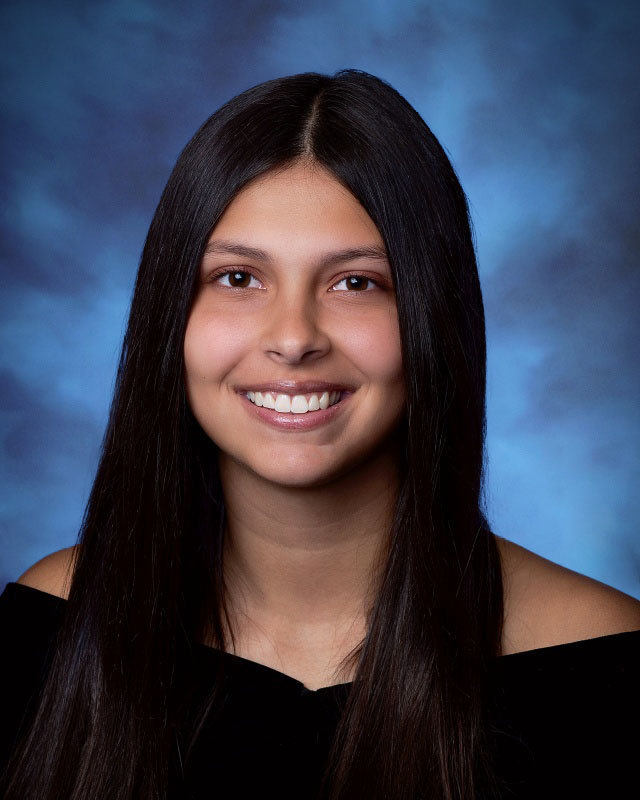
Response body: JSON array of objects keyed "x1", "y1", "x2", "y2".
[{"x1": 1, "y1": 581, "x2": 638, "y2": 799}]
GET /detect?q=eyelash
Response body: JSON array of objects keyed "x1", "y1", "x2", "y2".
[{"x1": 207, "y1": 269, "x2": 382, "y2": 292}]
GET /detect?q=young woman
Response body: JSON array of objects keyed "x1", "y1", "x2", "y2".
[{"x1": 1, "y1": 69, "x2": 638, "y2": 800}]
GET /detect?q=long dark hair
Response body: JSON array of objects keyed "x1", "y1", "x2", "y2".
[{"x1": 2, "y1": 69, "x2": 503, "y2": 800}]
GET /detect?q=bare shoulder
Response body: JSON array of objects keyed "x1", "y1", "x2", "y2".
[
  {"x1": 16, "y1": 545, "x2": 80, "y2": 600},
  {"x1": 496, "y1": 536, "x2": 640, "y2": 655}
]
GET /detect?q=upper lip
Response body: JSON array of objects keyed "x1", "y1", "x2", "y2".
[{"x1": 236, "y1": 380, "x2": 355, "y2": 395}]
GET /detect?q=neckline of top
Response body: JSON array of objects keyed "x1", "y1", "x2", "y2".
[
  {"x1": 6, "y1": 582, "x2": 640, "y2": 695},
  {"x1": 193, "y1": 627, "x2": 640, "y2": 694},
  {"x1": 194, "y1": 640, "x2": 354, "y2": 694}
]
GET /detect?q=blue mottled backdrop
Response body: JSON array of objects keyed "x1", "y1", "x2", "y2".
[{"x1": 1, "y1": 0, "x2": 638, "y2": 596}]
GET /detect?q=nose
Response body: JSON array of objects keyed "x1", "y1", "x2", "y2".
[{"x1": 261, "y1": 292, "x2": 331, "y2": 365}]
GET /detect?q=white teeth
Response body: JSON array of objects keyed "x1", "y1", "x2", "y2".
[
  {"x1": 291, "y1": 395, "x2": 308, "y2": 413},
  {"x1": 245, "y1": 390, "x2": 343, "y2": 414},
  {"x1": 274, "y1": 394, "x2": 291, "y2": 412}
]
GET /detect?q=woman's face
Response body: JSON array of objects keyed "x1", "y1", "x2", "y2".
[{"x1": 184, "y1": 160, "x2": 406, "y2": 487}]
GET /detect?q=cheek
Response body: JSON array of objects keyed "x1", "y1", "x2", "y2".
[
  {"x1": 183, "y1": 307, "x2": 251, "y2": 386},
  {"x1": 341, "y1": 312, "x2": 403, "y2": 386}
]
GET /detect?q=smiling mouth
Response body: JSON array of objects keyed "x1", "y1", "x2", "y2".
[{"x1": 243, "y1": 390, "x2": 343, "y2": 414}]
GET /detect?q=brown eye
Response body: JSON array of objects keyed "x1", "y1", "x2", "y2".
[
  {"x1": 213, "y1": 270, "x2": 262, "y2": 289},
  {"x1": 228, "y1": 271, "x2": 251, "y2": 287},
  {"x1": 347, "y1": 276, "x2": 369, "y2": 290},
  {"x1": 331, "y1": 275, "x2": 376, "y2": 292}
]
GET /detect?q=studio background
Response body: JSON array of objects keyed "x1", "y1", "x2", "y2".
[{"x1": 1, "y1": 0, "x2": 638, "y2": 598}]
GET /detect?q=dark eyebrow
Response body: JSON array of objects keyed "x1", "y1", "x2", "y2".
[{"x1": 203, "y1": 239, "x2": 388, "y2": 267}]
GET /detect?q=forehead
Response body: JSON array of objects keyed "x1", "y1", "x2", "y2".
[{"x1": 209, "y1": 161, "x2": 384, "y2": 250}]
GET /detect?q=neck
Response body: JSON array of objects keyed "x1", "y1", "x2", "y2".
[{"x1": 218, "y1": 448, "x2": 400, "y2": 640}]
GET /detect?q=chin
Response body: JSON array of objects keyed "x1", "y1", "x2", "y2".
[{"x1": 249, "y1": 458, "x2": 348, "y2": 489}]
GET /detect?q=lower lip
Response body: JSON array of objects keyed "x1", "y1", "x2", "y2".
[{"x1": 238, "y1": 392, "x2": 352, "y2": 431}]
